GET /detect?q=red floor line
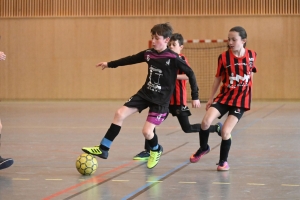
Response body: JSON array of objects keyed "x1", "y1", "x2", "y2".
[{"x1": 42, "y1": 161, "x2": 136, "y2": 200}]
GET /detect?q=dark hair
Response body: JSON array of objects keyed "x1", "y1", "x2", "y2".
[
  {"x1": 170, "y1": 33, "x2": 184, "y2": 46},
  {"x1": 151, "y1": 22, "x2": 173, "y2": 39},
  {"x1": 229, "y1": 26, "x2": 247, "y2": 47}
]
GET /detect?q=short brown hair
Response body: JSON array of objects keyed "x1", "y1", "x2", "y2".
[
  {"x1": 150, "y1": 22, "x2": 173, "y2": 39},
  {"x1": 170, "y1": 33, "x2": 184, "y2": 46}
]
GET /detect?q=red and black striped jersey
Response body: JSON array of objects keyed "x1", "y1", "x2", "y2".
[
  {"x1": 169, "y1": 54, "x2": 189, "y2": 106},
  {"x1": 214, "y1": 49, "x2": 257, "y2": 110}
]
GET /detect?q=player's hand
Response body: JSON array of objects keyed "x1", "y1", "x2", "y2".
[
  {"x1": 96, "y1": 62, "x2": 108, "y2": 70},
  {"x1": 0, "y1": 52, "x2": 6, "y2": 61},
  {"x1": 191, "y1": 99, "x2": 201, "y2": 108},
  {"x1": 206, "y1": 99, "x2": 213, "y2": 111}
]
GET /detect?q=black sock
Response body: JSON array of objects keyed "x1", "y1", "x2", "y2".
[
  {"x1": 199, "y1": 127, "x2": 210, "y2": 150},
  {"x1": 100, "y1": 123, "x2": 121, "y2": 151},
  {"x1": 146, "y1": 132, "x2": 158, "y2": 150},
  {"x1": 144, "y1": 139, "x2": 151, "y2": 152},
  {"x1": 219, "y1": 138, "x2": 231, "y2": 162},
  {"x1": 144, "y1": 128, "x2": 155, "y2": 152}
]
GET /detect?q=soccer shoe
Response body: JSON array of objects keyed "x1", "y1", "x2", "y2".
[
  {"x1": 82, "y1": 146, "x2": 108, "y2": 159},
  {"x1": 190, "y1": 145, "x2": 210, "y2": 163},
  {"x1": 217, "y1": 160, "x2": 230, "y2": 171},
  {"x1": 133, "y1": 151, "x2": 150, "y2": 160},
  {"x1": 147, "y1": 145, "x2": 163, "y2": 169},
  {"x1": 216, "y1": 122, "x2": 223, "y2": 137},
  {"x1": 0, "y1": 156, "x2": 14, "y2": 170}
]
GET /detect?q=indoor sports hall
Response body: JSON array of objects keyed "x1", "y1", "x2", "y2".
[{"x1": 0, "y1": 1, "x2": 299, "y2": 199}]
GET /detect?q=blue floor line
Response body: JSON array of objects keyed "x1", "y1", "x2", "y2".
[
  {"x1": 122, "y1": 118, "x2": 260, "y2": 200},
  {"x1": 121, "y1": 161, "x2": 189, "y2": 200},
  {"x1": 122, "y1": 104, "x2": 282, "y2": 199}
]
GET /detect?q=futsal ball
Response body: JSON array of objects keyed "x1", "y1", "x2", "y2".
[{"x1": 76, "y1": 153, "x2": 98, "y2": 175}]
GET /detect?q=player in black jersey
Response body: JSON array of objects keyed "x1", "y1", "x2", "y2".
[
  {"x1": 133, "y1": 33, "x2": 223, "y2": 161},
  {"x1": 82, "y1": 23, "x2": 200, "y2": 169}
]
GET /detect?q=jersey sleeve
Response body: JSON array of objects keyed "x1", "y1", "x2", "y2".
[
  {"x1": 215, "y1": 54, "x2": 224, "y2": 77},
  {"x1": 176, "y1": 57, "x2": 199, "y2": 100},
  {"x1": 107, "y1": 50, "x2": 146, "y2": 68},
  {"x1": 251, "y1": 51, "x2": 258, "y2": 73}
]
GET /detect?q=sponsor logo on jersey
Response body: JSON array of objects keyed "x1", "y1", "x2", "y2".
[
  {"x1": 228, "y1": 73, "x2": 250, "y2": 88},
  {"x1": 165, "y1": 59, "x2": 170, "y2": 66}
]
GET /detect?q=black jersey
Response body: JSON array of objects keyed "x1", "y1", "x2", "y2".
[{"x1": 108, "y1": 48, "x2": 199, "y2": 106}]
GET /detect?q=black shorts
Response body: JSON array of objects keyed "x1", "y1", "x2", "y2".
[
  {"x1": 210, "y1": 102, "x2": 245, "y2": 120},
  {"x1": 169, "y1": 105, "x2": 191, "y2": 117},
  {"x1": 124, "y1": 94, "x2": 169, "y2": 114}
]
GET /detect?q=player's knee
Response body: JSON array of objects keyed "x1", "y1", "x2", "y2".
[
  {"x1": 142, "y1": 129, "x2": 153, "y2": 140},
  {"x1": 201, "y1": 119, "x2": 211, "y2": 130},
  {"x1": 0, "y1": 122, "x2": 2, "y2": 132},
  {"x1": 182, "y1": 126, "x2": 192, "y2": 133},
  {"x1": 114, "y1": 109, "x2": 126, "y2": 121},
  {"x1": 221, "y1": 128, "x2": 231, "y2": 140}
]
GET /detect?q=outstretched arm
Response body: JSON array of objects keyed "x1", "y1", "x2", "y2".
[
  {"x1": 95, "y1": 50, "x2": 145, "y2": 70},
  {"x1": 106, "y1": 51, "x2": 146, "y2": 69},
  {"x1": 96, "y1": 62, "x2": 108, "y2": 70}
]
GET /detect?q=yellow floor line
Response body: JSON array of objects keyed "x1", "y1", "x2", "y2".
[
  {"x1": 282, "y1": 184, "x2": 300, "y2": 187},
  {"x1": 247, "y1": 183, "x2": 265, "y2": 186},
  {"x1": 212, "y1": 182, "x2": 230, "y2": 185},
  {"x1": 12, "y1": 178, "x2": 30, "y2": 181}
]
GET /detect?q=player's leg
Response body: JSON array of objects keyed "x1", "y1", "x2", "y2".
[
  {"x1": 177, "y1": 115, "x2": 200, "y2": 133},
  {"x1": 173, "y1": 104, "x2": 222, "y2": 135},
  {"x1": 82, "y1": 106, "x2": 138, "y2": 159},
  {"x1": 144, "y1": 109, "x2": 168, "y2": 169},
  {"x1": 177, "y1": 115, "x2": 222, "y2": 135},
  {"x1": 169, "y1": 105, "x2": 199, "y2": 133},
  {"x1": 217, "y1": 107, "x2": 244, "y2": 171},
  {"x1": 0, "y1": 119, "x2": 14, "y2": 170},
  {"x1": 133, "y1": 129, "x2": 152, "y2": 160},
  {"x1": 143, "y1": 122, "x2": 163, "y2": 169},
  {"x1": 134, "y1": 105, "x2": 169, "y2": 161},
  {"x1": 190, "y1": 106, "x2": 221, "y2": 163}
]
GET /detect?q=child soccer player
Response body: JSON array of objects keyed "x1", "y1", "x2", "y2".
[
  {"x1": 0, "y1": 51, "x2": 14, "y2": 170},
  {"x1": 82, "y1": 23, "x2": 201, "y2": 169},
  {"x1": 189, "y1": 26, "x2": 257, "y2": 171},
  {"x1": 133, "y1": 33, "x2": 223, "y2": 161}
]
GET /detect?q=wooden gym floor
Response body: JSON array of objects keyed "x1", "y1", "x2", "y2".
[{"x1": 0, "y1": 101, "x2": 299, "y2": 200}]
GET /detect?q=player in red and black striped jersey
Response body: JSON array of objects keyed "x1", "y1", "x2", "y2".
[
  {"x1": 134, "y1": 33, "x2": 222, "y2": 161},
  {"x1": 214, "y1": 48, "x2": 257, "y2": 109},
  {"x1": 189, "y1": 26, "x2": 257, "y2": 171}
]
